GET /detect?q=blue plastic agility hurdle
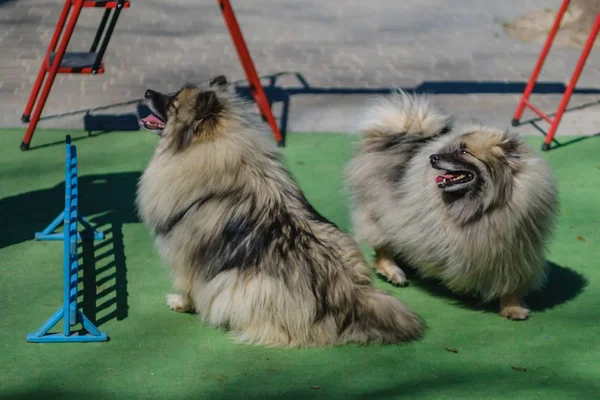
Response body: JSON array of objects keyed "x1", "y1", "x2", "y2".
[{"x1": 27, "y1": 135, "x2": 108, "y2": 343}]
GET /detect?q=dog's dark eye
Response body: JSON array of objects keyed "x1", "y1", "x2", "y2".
[{"x1": 459, "y1": 149, "x2": 469, "y2": 156}]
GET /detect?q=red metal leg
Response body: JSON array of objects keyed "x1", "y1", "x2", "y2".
[
  {"x1": 21, "y1": 65, "x2": 47, "y2": 124},
  {"x1": 21, "y1": 0, "x2": 85, "y2": 150},
  {"x1": 512, "y1": 0, "x2": 571, "y2": 125},
  {"x1": 22, "y1": 0, "x2": 73, "y2": 123},
  {"x1": 217, "y1": 0, "x2": 284, "y2": 144},
  {"x1": 542, "y1": 11, "x2": 600, "y2": 149}
]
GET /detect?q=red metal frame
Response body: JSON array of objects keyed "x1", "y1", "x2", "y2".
[
  {"x1": 217, "y1": 0, "x2": 283, "y2": 145},
  {"x1": 82, "y1": 1, "x2": 130, "y2": 7},
  {"x1": 21, "y1": 0, "x2": 281, "y2": 150},
  {"x1": 512, "y1": 0, "x2": 600, "y2": 151},
  {"x1": 21, "y1": 0, "x2": 86, "y2": 150}
]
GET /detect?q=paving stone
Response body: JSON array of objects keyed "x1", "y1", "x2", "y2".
[{"x1": 1, "y1": 0, "x2": 599, "y2": 140}]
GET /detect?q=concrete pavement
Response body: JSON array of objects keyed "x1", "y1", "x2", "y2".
[{"x1": 1, "y1": 0, "x2": 600, "y2": 141}]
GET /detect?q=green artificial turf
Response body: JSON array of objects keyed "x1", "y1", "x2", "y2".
[{"x1": 0, "y1": 129, "x2": 598, "y2": 399}]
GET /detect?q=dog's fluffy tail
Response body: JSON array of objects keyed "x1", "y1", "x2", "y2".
[
  {"x1": 360, "y1": 90, "x2": 452, "y2": 140},
  {"x1": 343, "y1": 287, "x2": 423, "y2": 344}
]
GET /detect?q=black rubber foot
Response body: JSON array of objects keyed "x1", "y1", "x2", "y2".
[
  {"x1": 541, "y1": 143, "x2": 551, "y2": 151},
  {"x1": 511, "y1": 118, "x2": 519, "y2": 127},
  {"x1": 276, "y1": 139, "x2": 286, "y2": 148},
  {"x1": 20, "y1": 141, "x2": 30, "y2": 151},
  {"x1": 21, "y1": 114, "x2": 30, "y2": 123}
]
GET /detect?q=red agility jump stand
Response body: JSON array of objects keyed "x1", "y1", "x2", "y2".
[
  {"x1": 217, "y1": 0, "x2": 283, "y2": 145},
  {"x1": 21, "y1": 0, "x2": 283, "y2": 150},
  {"x1": 21, "y1": 0, "x2": 131, "y2": 150},
  {"x1": 512, "y1": 0, "x2": 600, "y2": 151}
]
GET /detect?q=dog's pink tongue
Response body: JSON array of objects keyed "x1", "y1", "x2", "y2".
[
  {"x1": 141, "y1": 114, "x2": 163, "y2": 125},
  {"x1": 435, "y1": 174, "x2": 454, "y2": 183}
]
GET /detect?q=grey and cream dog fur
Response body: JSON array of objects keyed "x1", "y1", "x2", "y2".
[
  {"x1": 345, "y1": 91, "x2": 558, "y2": 320},
  {"x1": 136, "y1": 77, "x2": 423, "y2": 347}
]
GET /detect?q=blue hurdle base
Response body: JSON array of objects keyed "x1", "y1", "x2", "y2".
[
  {"x1": 28, "y1": 134, "x2": 109, "y2": 343},
  {"x1": 35, "y1": 212, "x2": 104, "y2": 241},
  {"x1": 26, "y1": 308, "x2": 108, "y2": 343}
]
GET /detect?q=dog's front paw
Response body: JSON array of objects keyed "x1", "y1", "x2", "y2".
[
  {"x1": 500, "y1": 305, "x2": 530, "y2": 321},
  {"x1": 166, "y1": 293, "x2": 193, "y2": 313},
  {"x1": 376, "y1": 261, "x2": 408, "y2": 287},
  {"x1": 375, "y1": 248, "x2": 408, "y2": 287}
]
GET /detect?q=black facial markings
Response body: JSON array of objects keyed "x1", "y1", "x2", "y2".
[
  {"x1": 168, "y1": 89, "x2": 226, "y2": 152},
  {"x1": 437, "y1": 151, "x2": 479, "y2": 172},
  {"x1": 149, "y1": 92, "x2": 169, "y2": 121},
  {"x1": 470, "y1": 153, "x2": 490, "y2": 172}
]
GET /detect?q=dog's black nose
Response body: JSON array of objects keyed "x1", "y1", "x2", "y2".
[{"x1": 429, "y1": 154, "x2": 440, "y2": 163}]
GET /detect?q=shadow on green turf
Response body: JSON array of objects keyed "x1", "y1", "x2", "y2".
[
  {"x1": 79, "y1": 214, "x2": 129, "y2": 327},
  {"x1": 2, "y1": 367, "x2": 599, "y2": 400},
  {"x1": 0, "y1": 172, "x2": 141, "y2": 249},
  {"x1": 25, "y1": 130, "x2": 128, "y2": 151},
  {"x1": 0, "y1": 172, "x2": 140, "y2": 327},
  {"x1": 384, "y1": 261, "x2": 588, "y2": 314}
]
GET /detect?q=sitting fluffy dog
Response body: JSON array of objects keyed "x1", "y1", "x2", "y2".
[
  {"x1": 345, "y1": 91, "x2": 558, "y2": 320},
  {"x1": 135, "y1": 76, "x2": 422, "y2": 347}
]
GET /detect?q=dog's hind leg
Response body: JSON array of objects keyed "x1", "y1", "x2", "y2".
[
  {"x1": 375, "y1": 247, "x2": 407, "y2": 287},
  {"x1": 499, "y1": 293, "x2": 529, "y2": 320}
]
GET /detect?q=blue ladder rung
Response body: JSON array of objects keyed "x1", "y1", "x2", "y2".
[{"x1": 35, "y1": 231, "x2": 104, "y2": 241}]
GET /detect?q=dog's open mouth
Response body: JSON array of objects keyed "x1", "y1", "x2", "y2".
[
  {"x1": 435, "y1": 171, "x2": 474, "y2": 188},
  {"x1": 141, "y1": 113, "x2": 165, "y2": 131}
]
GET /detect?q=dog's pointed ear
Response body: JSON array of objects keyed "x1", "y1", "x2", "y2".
[
  {"x1": 196, "y1": 90, "x2": 222, "y2": 119},
  {"x1": 209, "y1": 75, "x2": 227, "y2": 88},
  {"x1": 173, "y1": 91, "x2": 223, "y2": 151},
  {"x1": 499, "y1": 131, "x2": 522, "y2": 159},
  {"x1": 498, "y1": 131, "x2": 523, "y2": 173}
]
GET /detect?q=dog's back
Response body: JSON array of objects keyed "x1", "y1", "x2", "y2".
[{"x1": 345, "y1": 91, "x2": 453, "y2": 248}]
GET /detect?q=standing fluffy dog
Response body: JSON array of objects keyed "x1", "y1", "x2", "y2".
[
  {"x1": 345, "y1": 91, "x2": 558, "y2": 320},
  {"x1": 135, "y1": 76, "x2": 422, "y2": 347}
]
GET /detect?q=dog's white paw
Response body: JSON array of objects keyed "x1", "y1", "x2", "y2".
[
  {"x1": 500, "y1": 305, "x2": 530, "y2": 321},
  {"x1": 166, "y1": 293, "x2": 192, "y2": 313},
  {"x1": 386, "y1": 268, "x2": 408, "y2": 287},
  {"x1": 376, "y1": 261, "x2": 408, "y2": 287}
]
